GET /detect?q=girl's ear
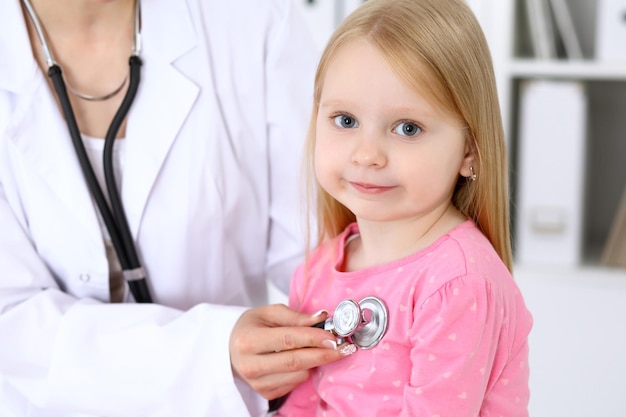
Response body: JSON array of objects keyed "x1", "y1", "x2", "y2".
[{"x1": 459, "y1": 137, "x2": 477, "y2": 178}]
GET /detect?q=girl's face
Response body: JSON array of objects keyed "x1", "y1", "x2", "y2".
[{"x1": 315, "y1": 39, "x2": 472, "y2": 225}]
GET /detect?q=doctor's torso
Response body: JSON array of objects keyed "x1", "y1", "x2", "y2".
[{"x1": 0, "y1": 0, "x2": 314, "y2": 310}]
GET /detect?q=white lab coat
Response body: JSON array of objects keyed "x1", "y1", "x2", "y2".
[{"x1": 0, "y1": 0, "x2": 319, "y2": 416}]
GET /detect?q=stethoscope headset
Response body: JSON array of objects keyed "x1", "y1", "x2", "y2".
[{"x1": 22, "y1": 0, "x2": 152, "y2": 303}]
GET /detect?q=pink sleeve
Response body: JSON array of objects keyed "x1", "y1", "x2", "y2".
[
  {"x1": 273, "y1": 377, "x2": 318, "y2": 417},
  {"x1": 287, "y1": 262, "x2": 304, "y2": 310},
  {"x1": 400, "y1": 275, "x2": 529, "y2": 417}
]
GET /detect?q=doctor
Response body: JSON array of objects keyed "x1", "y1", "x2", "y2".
[{"x1": 0, "y1": 0, "x2": 349, "y2": 416}]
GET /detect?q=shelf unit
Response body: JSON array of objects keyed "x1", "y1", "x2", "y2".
[
  {"x1": 471, "y1": 5, "x2": 626, "y2": 416},
  {"x1": 491, "y1": 0, "x2": 626, "y2": 274}
]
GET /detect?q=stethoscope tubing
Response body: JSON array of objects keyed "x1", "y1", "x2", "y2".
[
  {"x1": 24, "y1": 0, "x2": 153, "y2": 303},
  {"x1": 102, "y1": 56, "x2": 152, "y2": 303},
  {"x1": 47, "y1": 61, "x2": 152, "y2": 303}
]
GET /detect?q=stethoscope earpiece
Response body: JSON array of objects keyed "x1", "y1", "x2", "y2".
[{"x1": 317, "y1": 296, "x2": 388, "y2": 349}]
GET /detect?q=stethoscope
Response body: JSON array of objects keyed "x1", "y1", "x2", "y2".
[
  {"x1": 314, "y1": 296, "x2": 389, "y2": 349},
  {"x1": 22, "y1": 0, "x2": 153, "y2": 303},
  {"x1": 268, "y1": 296, "x2": 389, "y2": 412}
]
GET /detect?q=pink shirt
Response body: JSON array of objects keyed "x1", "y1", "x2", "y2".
[{"x1": 278, "y1": 221, "x2": 533, "y2": 417}]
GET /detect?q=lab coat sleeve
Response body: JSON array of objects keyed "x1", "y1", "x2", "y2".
[
  {"x1": 264, "y1": 0, "x2": 320, "y2": 294},
  {"x1": 0, "y1": 184, "x2": 255, "y2": 416},
  {"x1": 46, "y1": 303, "x2": 255, "y2": 417},
  {"x1": 0, "y1": 195, "x2": 257, "y2": 417}
]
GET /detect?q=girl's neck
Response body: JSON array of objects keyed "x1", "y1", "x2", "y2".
[{"x1": 345, "y1": 204, "x2": 466, "y2": 271}]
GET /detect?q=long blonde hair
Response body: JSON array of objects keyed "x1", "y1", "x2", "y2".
[{"x1": 306, "y1": 0, "x2": 512, "y2": 270}]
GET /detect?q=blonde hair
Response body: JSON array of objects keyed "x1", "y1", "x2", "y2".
[{"x1": 306, "y1": 0, "x2": 512, "y2": 270}]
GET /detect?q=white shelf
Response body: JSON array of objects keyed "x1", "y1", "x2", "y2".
[
  {"x1": 508, "y1": 59, "x2": 626, "y2": 80},
  {"x1": 502, "y1": 0, "x2": 626, "y2": 273}
]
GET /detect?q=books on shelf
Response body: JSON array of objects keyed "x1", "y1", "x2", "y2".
[
  {"x1": 525, "y1": 0, "x2": 557, "y2": 59},
  {"x1": 549, "y1": 0, "x2": 583, "y2": 60},
  {"x1": 515, "y1": 80, "x2": 588, "y2": 267},
  {"x1": 601, "y1": 185, "x2": 626, "y2": 268},
  {"x1": 524, "y1": 0, "x2": 583, "y2": 60}
]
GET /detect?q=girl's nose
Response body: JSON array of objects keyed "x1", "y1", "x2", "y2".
[{"x1": 351, "y1": 132, "x2": 387, "y2": 168}]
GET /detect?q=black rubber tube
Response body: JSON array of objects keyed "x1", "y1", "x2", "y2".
[
  {"x1": 49, "y1": 62, "x2": 152, "y2": 303},
  {"x1": 102, "y1": 56, "x2": 152, "y2": 303}
]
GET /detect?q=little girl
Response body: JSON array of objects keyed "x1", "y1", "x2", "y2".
[{"x1": 275, "y1": 0, "x2": 533, "y2": 416}]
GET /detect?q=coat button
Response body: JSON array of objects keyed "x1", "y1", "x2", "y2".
[{"x1": 79, "y1": 273, "x2": 91, "y2": 283}]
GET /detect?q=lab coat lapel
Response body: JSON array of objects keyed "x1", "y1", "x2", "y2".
[
  {"x1": 119, "y1": 0, "x2": 199, "y2": 237},
  {"x1": 2, "y1": 0, "x2": 201, "y2": 241},
  {"x1": 2, "y1": 6, "x2": 103, "y2": 243}
]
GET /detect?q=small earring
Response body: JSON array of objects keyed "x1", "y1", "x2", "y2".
[{"x1": 468, "y1": 166, "x2": 477, "y2": 181}]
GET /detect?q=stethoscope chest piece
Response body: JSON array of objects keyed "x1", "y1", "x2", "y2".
[
  {"x1": 332, "y1": 299, "x2": 362, "y2": 337},
  {"x1": 352, "y1": 296, "x2": 388, "y2": 349},
  {"x1": 320, "y1": 296, "x2": 388, "y2": 350}
]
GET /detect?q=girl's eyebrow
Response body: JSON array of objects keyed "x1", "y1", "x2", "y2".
[
  {"x1": 319, "y1": 99, "x2": 353, "y2": 109},
  {"x1": 319, "y1": 96, "x2": 441, "y2": 120}
]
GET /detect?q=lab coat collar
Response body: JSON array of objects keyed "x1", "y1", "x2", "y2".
[
  {"x1": 0, "y1": 0, "x2": 39, "y2": 93},
  {"x1": 2, "y1": 0, "x2": 200, "y2": 240},
  {"x1": 120, "y1": 0, "x2": 200, "y2": 237},
  {"x1": 141, "y1": 0, "x2": 197, "y2": 64}
]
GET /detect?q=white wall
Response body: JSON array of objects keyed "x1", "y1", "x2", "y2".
[
  {"x1": 294, "y1": 0, "x2": 365, "y2": 50},
  {"x1": 516, "y1": 267, "x2": 626, "y2": 417}
]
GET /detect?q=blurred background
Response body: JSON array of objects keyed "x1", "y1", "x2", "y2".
[{"x1": 269, "y1": 1, "x2": 626, "y2": 416}]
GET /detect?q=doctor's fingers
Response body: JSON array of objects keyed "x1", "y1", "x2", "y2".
[
  {"x1": 230, "y1": 306, "x2": 334, "y2": 354},
  {"x1": 235, "y1": 343, "x2": 354, "y2": 394},
  {"x1": 250, "y1": 325, "x2": 341, "y2": 353},
  {"x1": 244, "y1": 303, "x2": 331, "y2": 328},
  {"x1": 270, "y1": 341, "x2": 355, "y2": 374}
]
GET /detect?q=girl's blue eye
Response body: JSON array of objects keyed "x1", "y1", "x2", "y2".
[
  {"x1": 394, "y1": 122, "x2": 421, "y2": 137},
  {"x1": 333, "y1": 115, "x2": 359, "y2": 129}
]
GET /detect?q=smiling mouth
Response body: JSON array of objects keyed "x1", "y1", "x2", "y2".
[{"x1": 350, "y1": 182, "x2": 395, "y2": 194}]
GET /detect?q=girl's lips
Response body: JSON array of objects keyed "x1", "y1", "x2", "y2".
[{"x1": 350, "y1": 182, "x2": 395, "y2": 194}]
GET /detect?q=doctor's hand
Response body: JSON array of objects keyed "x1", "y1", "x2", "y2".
[{"x1": 229, "y1": 303, "x2": 355, "y2": 400}]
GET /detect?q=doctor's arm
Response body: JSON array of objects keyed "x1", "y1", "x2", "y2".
[
  {"x1": 0, "y1": 163, "x2": 343, "y2": 416},
  {"x1": 0, "y1": 181, "x2": 83, "y2": 407},
  {"x1": 0, "y1": 185, "x2": 253, "y2": 416}
]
